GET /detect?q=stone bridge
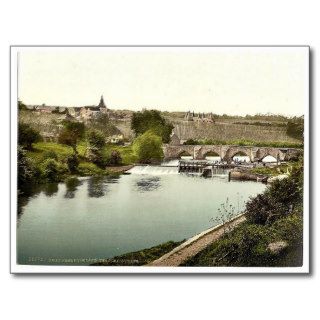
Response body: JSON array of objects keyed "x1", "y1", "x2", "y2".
[{"x1": 163, "y1": 144, "x2": 302, "y2": 162}]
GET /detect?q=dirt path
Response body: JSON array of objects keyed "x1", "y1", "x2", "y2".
[{"x1": 147, "y1": 214, "x2": 246, "y2": 267}]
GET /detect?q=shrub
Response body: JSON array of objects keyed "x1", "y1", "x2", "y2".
[
  {"x1": 78, "y1": 162, "x2": 104, "y2": 176},
  {"x1": 40, "y1": 159, "x2": 60, "y2": 182},
  {"x1": 245, "y1": 161, "x2": 303, "y2": 225},
  {"x1": 133, "y1": 130, "x2": 164, "y2": 163},
  {"x1": 66, "y1": 154, "x2": 79, "y2": 173},
  {"x1": 108, "y1": 150, "x2": 122, "y2": 166},
  {"x1": 42, "y1": 150, "x2": 58, "y2": 161}
]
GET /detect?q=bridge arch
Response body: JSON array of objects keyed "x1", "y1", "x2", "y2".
[
  {"x1": 223, "y1": 147, "x2": 253, "y2": 163},
  {"x1": 195, "y1": 146, "x2": 222, "y2": 160},
  {"x1": 261, "y1": 154, "x2": 278, "y2": 163},
  {"x1": 255, "y1": 148, "x2": 280, "y2": 162},
  {"x1": 177, "y1": 150, "x2": 193, "y2": 158}
]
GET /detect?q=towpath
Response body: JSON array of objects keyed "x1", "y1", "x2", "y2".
[{"x1": 147, "y1": 214, "x2": 246, "y2": 267}]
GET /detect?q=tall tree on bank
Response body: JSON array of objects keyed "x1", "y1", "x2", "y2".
[
  {"x1": 133, "y1": 130, "x2": 164, "y2": 163},
  {"x1": 58, "y1": 120, "x2": 85, "y2": 154},
  {"x1": 131, "y1": 110, "x2": 173, "y2": 143},
  {"x1": 18, "y1": 123, "x2": 42, "y2": 150}
]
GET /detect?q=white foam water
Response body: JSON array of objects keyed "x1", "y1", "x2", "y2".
[{"x1": 128, "y1": 165, "x2": 179, "y2": 175}]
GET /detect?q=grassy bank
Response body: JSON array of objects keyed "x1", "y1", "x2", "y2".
[
  {"x1": 182, "y1": 160, "x2": 304, "y2": 267},
  {"x1": 25, "y1": 141, "x2": 137, "y2": 177},
  {"x1": 183, "y1": 214, "x2": 303, "y2": 267},
  {"x1": 92, "y1": 240, "x2": 184, "y2": 266}
]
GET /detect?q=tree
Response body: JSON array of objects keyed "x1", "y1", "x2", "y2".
[
  {"x1": 286, "y1": 120, "x2": 304, "y2": 141},
  {"x1": 18, "y1": 123, "x2": 42, "y2": 150},
  {"x1": 18, "y1": 146, "x2": 35, "y2": 186},
  {"x1": 131, "y1": 110, "x2": 173, "y2": 143},
  {"x1": 87, "y1": 130, "x2": 105, "y2": 149},
  {"x1": 133, "y1": 130, "x2": 164, "y2": 163},
  {"x1": 18, "y1": 100, "x2": 27, "y2": 111},
  {"x1": 86, "y1": 130, "x2": 106, "y2": 167},
  {"x1": 58, "y1": 120, "x2": 85, "y2": 153}
]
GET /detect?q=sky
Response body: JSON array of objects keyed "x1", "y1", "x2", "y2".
[{"x1": 18, "y1": 47, "x2": 308, "y2": 116}]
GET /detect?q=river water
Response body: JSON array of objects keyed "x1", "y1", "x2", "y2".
[{"x1": 17, "y1": 166, "x2": 266, "y2": 265}]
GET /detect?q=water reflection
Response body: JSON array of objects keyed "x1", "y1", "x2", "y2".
[
  {"x1": 87, "y1": 176, "x2": 107, "y2": 198},
  {"x1": 43, "y1": 183, "x2": 59, "y2": 197},
  {"x1": 17, "y1": 184, "x2": 43, "y2": 221},
  {"x1": 64, "y1": 177, "x2": 82, "y2": 199},
  {"x1": 135, "y1": 177, "x2": 161, "y2": 192}
]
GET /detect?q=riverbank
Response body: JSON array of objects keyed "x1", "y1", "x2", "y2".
[
  {"x1": 91, "y1": 240, "x2": 184, "y2": 266},
  {"x1": 147, "y1": 214, "x2": 246, "y2": 267}
]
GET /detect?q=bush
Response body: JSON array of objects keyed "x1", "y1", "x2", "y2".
[
  {"x1": 66, "y1": 154, "x2": 79, "y2": 173},
  {"x1": 18, "y1": 123, "x2": 42, "y2": 150},
  {"x1": 108, "y1": 150, "x2": 122, "y2": 166},
  {"x1": 40, "y1": 159, "x2": 67, "y2": 182},
  {"x1": 245, "y1": 161, "x2": 303, "y2": 225},
  {"x1": 78, "y1": 162, "x2": 104, "y2": 176},
  {"x1": 42, "y1": 150, "x2": 58, "y2": 161},
  {"x1": 40, "y1": 159, "x2": 60, "y2": 182},
  {"x1": 133, "y1": 130, "x2": 164, "y2": 163}
]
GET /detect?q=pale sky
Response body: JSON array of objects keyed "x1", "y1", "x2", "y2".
[{"x1": 18, "y1": 47, "x2": 308, "y2": 116}]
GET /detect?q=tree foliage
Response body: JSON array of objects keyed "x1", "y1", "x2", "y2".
[
  {"x1": 245, "y1": 161, "x2": 303, "y2": 225},
  {"x1": 18, "y1": 146, "x2": 36, "y2": 186},
  {"x1": 133, "y1": 130, "x2": 164, "y2": 163},
  {"x1": 18, "y1": 123, "x2": 42, "y2": 150},
  {"x1": 286, "y1": 120, "x2": 304, "y2": 141},
  {"x1": 131, "y1": 110, "x2": 173, "y2": 143},
  {"x1": 86, "y1": 130, "x2": 106, "y2": 168},
  {"x1": 58, "y1": 120, "x2": 85, "y2": 153}
]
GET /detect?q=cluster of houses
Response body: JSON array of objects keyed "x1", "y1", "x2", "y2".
[
  {"x1": 184, "y1": 111, "x2": 215, "y2": 123},
  {"x1": 25, "y1": 95, "x2": 109, "y2": 122},
  {"x1": 23, "y1": 96, "x2": 125, "y2": 144}
]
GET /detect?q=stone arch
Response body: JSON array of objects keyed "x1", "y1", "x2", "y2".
[
  {"x1": 223, "y1": 147, "x2": 253, "y2": 163},
  {"x1": 255, "y1": 148, "x2": 280, "y2": 162},
  {"x1": 177, "y1": 150, "x2": 193, "y2": 158},
  {"x1": 261, "y1": 154, "x2": 278, "y2": 163},
  {"x1": 195, "y1": 146, "x2": 222, "y2": 160},
  {"x1": 204, "y1": 150, "x2": 220, "y2": 157}
]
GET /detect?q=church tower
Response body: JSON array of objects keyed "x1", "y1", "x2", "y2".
[{"x1": 98, "y1": 95, "x2": 106, "y2": 109}]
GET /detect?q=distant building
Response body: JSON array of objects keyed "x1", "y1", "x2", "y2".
[
  {"x1": 106, "y1": 134, "x2": 124, "y2": 144},
  {"x1": 79, "y1": 95, "x2": 108, "y2": 121},
  {"x1": 26, "y1": 95, "x2": 109, "y2": 121},
  {"x1": 169, "y1": 132, "x2": 181, "y2": 146},
  {"x1": 184, "y1": 111, "x2": 215, "y2": 123}
]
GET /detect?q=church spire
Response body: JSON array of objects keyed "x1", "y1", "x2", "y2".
[{"x1": 98, "y1": 95, "x2": 106, "y2": 108}]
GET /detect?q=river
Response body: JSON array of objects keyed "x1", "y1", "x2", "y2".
[{"x1": 17, "y1": 165, "x2": 266, "y2": 265}]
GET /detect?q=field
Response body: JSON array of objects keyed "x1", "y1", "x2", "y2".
[{"x1": 171, "y1": 120, "x2": 300, "y2": 143}]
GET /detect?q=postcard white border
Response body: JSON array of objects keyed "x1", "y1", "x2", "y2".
[{"x1": 10, "y1": 46, "x2": 310, "y2": 274}]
